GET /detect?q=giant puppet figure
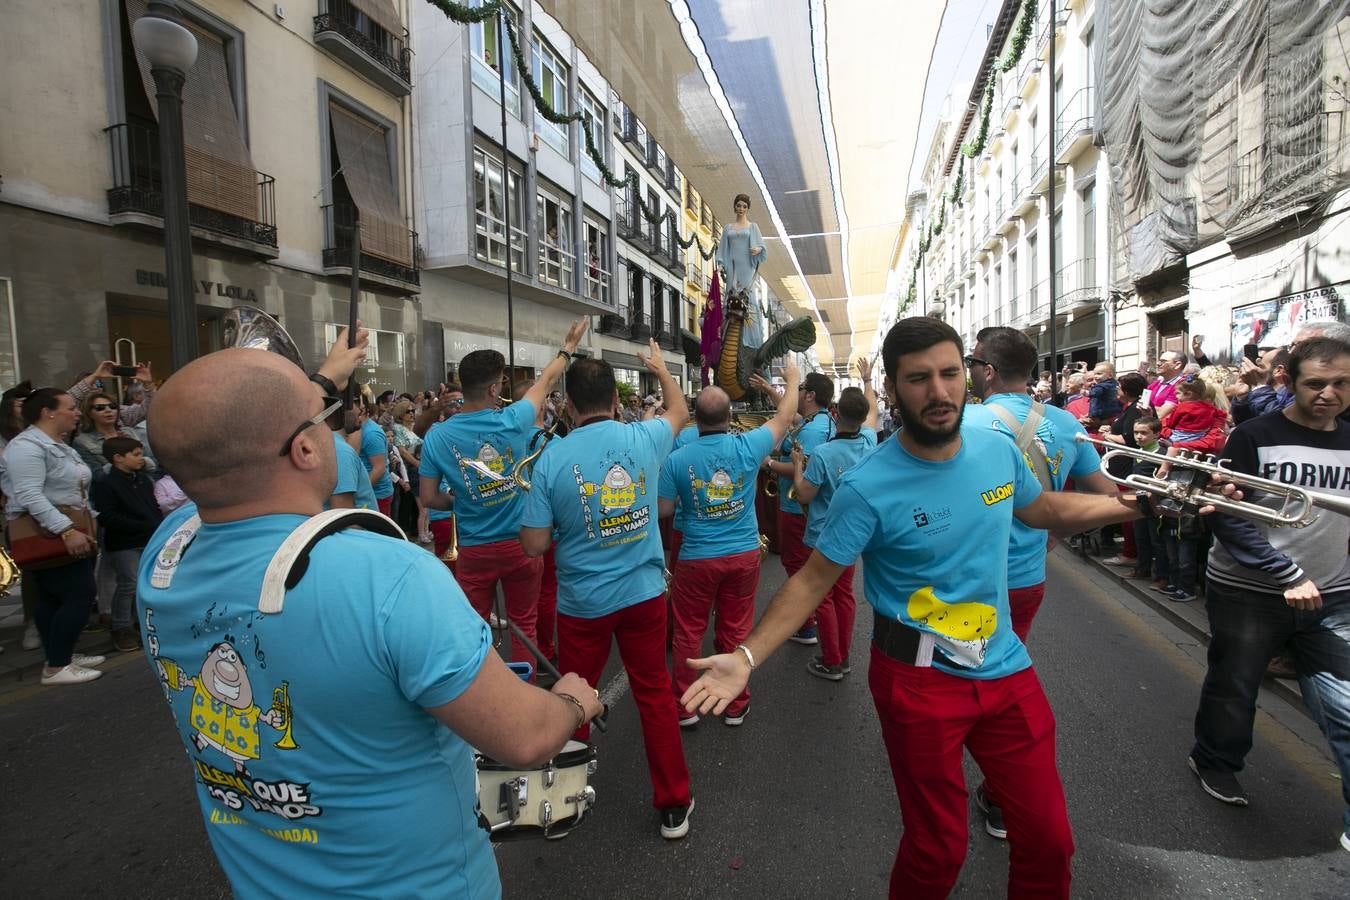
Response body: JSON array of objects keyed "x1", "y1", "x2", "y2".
[{"x1": 710, "y1": 193, "x2": 815, "y2": 404}]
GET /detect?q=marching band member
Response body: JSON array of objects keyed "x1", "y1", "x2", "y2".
[
  {"x1": 658, "y1": 359, "x2": 800, "y2": 727},
  {"x1": 514, "y1": 379, "x2": 559, "y2": 669},
  {"x1": 419, "y1": 318, "x2": 588, "y2": 666},
  {"x1": 519, "y1": 342, "x2": 696, "y2": 840},
  {"x1": 765, "y1": 371, "x2": 836, "y2": 644},
  {"x1": 139, "y1": 329, "x2": 601, "y2": 899},
  {"x1": 791, "y1": 361, "x2": 880, "y2": 681},
  {"x1": 681, "y1": 317, "x2": 1240, "y2": 899}
]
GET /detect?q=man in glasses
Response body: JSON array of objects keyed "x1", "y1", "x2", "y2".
[
  {"x1": 961, "y1": 326, "x2": 1114, "y2": 838},
  {"x1": 138, "y1": 328, "x2": 602, "y2": 898},
  {"x1": 763, "y1": 371, "x2": 836, "y2": 645}
]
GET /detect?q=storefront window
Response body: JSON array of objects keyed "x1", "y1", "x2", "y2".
[{"x1": 325, "y1": 323, "x2": 404, "y2": 394}]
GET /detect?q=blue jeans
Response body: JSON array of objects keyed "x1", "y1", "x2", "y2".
[
  {"x1": 107, "y1": 548, "x2": 143, "y2": 630},
  {"x1": 1160, "y1": 528, "x2": 1199, "y2": 593},
  {"x1": 1131, "y1": 515, "x2": 1165, "y2": 579},
  {"x1": 1192, "y1": 582, "x2": 1350, "y2": 832}
]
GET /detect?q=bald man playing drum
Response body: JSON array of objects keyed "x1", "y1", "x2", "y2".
[{"x1": 138, "y1": 330, "x2": 601, "y2": 899}]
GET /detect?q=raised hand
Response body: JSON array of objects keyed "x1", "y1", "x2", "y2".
[{"x1": 563, "y1": 316, "x2": 590, "y2": 354}]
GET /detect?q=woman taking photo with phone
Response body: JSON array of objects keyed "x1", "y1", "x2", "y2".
[
  {"x1": 74, "y1": 391, "x2": 158, "y2": 476},
  {"x1": 67, "y1": 360, "x2": 155, "y2": 429}
]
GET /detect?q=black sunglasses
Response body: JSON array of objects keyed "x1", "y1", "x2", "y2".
[
  {"x1": 90, "y1": 403, "x2": 116, "y2": 411},
  {"x1": 279, "y1": 397, "x2": 342, "y2": 457},
  {"x1": 964, "y1": 355, "x2": 995, "y2": 369}
]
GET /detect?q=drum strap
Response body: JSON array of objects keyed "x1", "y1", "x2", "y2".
[
  {"x1": 986, "y1": 401, "x2": 1054, "y2": 492},
  {"x1": 259, "y1": 509, "x2": 406, "y2": 614}
]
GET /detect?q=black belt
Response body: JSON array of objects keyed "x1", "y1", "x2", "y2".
[{"x1": 872, "y1": 615, "x2": 926, "y2": 665}]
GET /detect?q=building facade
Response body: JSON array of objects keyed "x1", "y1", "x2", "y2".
[{"x1": 0, "y1": 0, "x2": 422, "y2": 391}]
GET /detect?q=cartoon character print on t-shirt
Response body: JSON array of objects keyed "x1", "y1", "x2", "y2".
[
  {"x1": 686, "y1": 459, "x2": 747, "y2": 520},
  {"x1": 453, "y1": 437, "x2": 517, "y2": 506},
  {"x1": 986, "y1": 416, "x2": 1064, "y2": 481},
  {"x1": 906, "y1": 585, "x2": 998, "y2": 669},
  {"x1": 575, "y1": 453, "x2": 651, "y2": 545},
  {"x1": 144, "y1": 591, "x2": 320, "y2": 826}
]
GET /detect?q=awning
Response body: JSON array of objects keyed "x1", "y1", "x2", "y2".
[
  {"x1": 125, "y1": 0, "x2": 259, "y2": 223},
  {"x1": 329, "y1": 102, "x2": 411, "y2": 265}
]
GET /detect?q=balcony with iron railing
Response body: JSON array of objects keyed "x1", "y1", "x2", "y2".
[
  {"x1": 322, "y1": 202, "x2": 419, "y2": 291},
  {"x1": 630, "y1": 310, "x2": 653, "y2": 341},
  {"x1": 646, "y1": 215, "x2": 664, "y2": 256},
  {"x1": 621, "y1": 109, "x2": 643, "y2": 149},
  {"x1": 473, "y1": 205, "x2": 526, "y2": 275},
  {"x1": 663, "y1": 229, "x2": 686, "y2": 274},
  {"x1": 584, "y1": 259, "x2": 611, "y2": 306},
  {"x1": 105, "y1": 122, "x2": 278, "y2": 257},
  {"x1": 1055, "y1": 86, "x2": 1096, "y2": 162},
  {"x1": 664, "y1": 160, "x2": 678, "y2": 194},
  {"x1": 615, "y1": 192, "x2": 644, "y2": 244},
  {"x1": 645, "y1": 138, "x2": 664, "y2": 175},
  {"x1": 598, "y1": 308, "x2": 632, "y2": 337},
  {"x1": 1055, "y1": 257, "x2": 1101, "y2": 309},
  {"x1": 313, "y1": 0, "x2": 411, "y2": 97},
  {"x1": 538, "y1": 236, "x2": 576, "y2": 291}
]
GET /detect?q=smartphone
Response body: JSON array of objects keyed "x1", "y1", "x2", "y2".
[
  {"x1": 1242, "y1": 344, "x2": 1260, "y2": 363},
  {"x1": 110, "y1": 365, "x2": 139, "y2": 377}
]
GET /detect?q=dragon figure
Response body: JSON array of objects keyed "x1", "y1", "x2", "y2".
[{"x1": 714, "y1": 288, "x2": 817, "y2": 405}]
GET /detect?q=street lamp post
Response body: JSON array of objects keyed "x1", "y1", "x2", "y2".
[{"x1": 133, "y1": 0, "x2": 198, "y2": 371}]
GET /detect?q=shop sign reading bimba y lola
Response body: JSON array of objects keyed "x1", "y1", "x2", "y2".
[{"x1": 136, "y1": 269, "x2": 259, "y2": 304}]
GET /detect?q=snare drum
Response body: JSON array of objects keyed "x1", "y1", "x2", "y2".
[{"x1": 475, "y1": 739, "x2": 597, "y2": 840}]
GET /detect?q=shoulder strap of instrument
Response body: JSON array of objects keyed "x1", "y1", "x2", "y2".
[
  {"x1": 259, "y1": 509, "x2": 406, "y2": 614},
  {"x1": 986, "y1": 400, "x2": 1054, "y2": 492}
]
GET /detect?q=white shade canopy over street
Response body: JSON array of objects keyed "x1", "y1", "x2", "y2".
[{"x1": 538, "y1": 0, "x2": 946, "y2": 370}]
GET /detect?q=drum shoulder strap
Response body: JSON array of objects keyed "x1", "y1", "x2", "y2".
[
  {"x1": 986, "y1": 401, "x2": 1054, "y2": 492},
  {"x1": 259, "y1": 509, "x2": 406, "y2": 614}
]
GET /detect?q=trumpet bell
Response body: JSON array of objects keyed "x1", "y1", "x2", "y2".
[{"x1": 222, "y1": 306, "x2": 306, "y2": 370}]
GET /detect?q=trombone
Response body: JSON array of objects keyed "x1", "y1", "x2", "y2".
[
  {"x1": 440, "y1": 513, "x2": 458, "y2": 563},
  {"x1": 1075, "y1": 434, "x2": 1350, "y2": 528}
]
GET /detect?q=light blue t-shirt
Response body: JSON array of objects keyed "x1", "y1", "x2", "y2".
[
  {"x1": 963, "y1": 393, "x2": 1103, "y2": 588},
  {"x1": 427, "y1": 475, "x2": 453, "y2": 524},
  {"x1": 674, "y1": 425, "x2": 698, "y2": 450},
  {"x1": 138, "y1": 504, "x2": 496, "y2": 899},
  {"x1": 659, "y1": 426, "x2": 777, "y2": 560},
  {"x1": 419, "y1": 400, "x2": 535, "y2": 548},
  {"x1": 814, "y1": 424, "x2": 1041, "y2": 680},
  {"x1": 522, "y1": 419, "x2": 673, "y2": 617},
  {"x1": 777, "y1": 412, "x2": 836, "y2": 515},
  {"x1": 802, "y1": 427, "x2": 879, "y2": 549},
  {"x1": 332, "y1": 432, "x2": 378, "y2": 511},
  {"x1": 358, "y1": 419, "x2": 394, "y2": 500}
]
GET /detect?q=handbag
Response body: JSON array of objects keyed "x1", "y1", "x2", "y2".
[{"x1": 7, "y1": 505, "x2": 95, "y2": 570}]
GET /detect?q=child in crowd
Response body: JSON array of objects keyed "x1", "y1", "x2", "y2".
[
  {"x1": 153, "y1": 469, "x2": 189, "y2": 515},
  {"x1": 1082, "y1": 361, "x2": 1122, "y2": 428},
  {"x1": 1126, "y1": 418, "x2": 1168, "y2": 588},
  {"x1": 1159, "y1": 375, "x2": 1229, "y2": 474},
  {"x1": 90, "y1": 436, "x2": 164, "y2": 651}
]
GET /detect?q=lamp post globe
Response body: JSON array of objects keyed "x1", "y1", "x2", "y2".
[{"x1": 133, "y1": 0, "x2": 199, "y2": 371}]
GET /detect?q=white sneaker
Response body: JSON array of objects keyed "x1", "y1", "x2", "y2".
[
  {"x1": 22, "y1": 623, "x2": 40, "y2": 651},
  {"x1": 41, "y1": 665, "x2": 103, "y2": 686},
  {"x1": 71, "y1": 654, "x2": 107, "y2": 668},
  {"x1": 1102, "y1": 555, "x2": 1136, "y2": 567},
  {"x1": 1340, "y1": 830, "x2": 1350, "y2": 853}
]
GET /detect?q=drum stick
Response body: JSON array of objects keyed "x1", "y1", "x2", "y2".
[{"x1": 500, "y1": 611, "x2": 608, "y2": 734}]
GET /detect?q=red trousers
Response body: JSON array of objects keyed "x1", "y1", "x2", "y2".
[
  {"x1": 538, "y1": 542, "x2": 558, "y2": 661},
  {"x1": 429, "y1": 518, "x2": 456, "y2": 576},
  {"x1": 558, "y1": 596, "x2": 692, "y2": 809},
  {"x1": 669, "y1": 549, "x2": 759, "y2": 718},
  {"x1": 868, "y1": 650, "x2": 1074, "y2": 899},
  {"x1": 815, "y1": 563, "x2": 856, "y2": 666},
  {"x1": 456, "y1": 538, "x2": 542, "y2": 667},
  {"x1": 376, "y1": 495, "x2": 393, "y2": 517},
  {"x1": 1008, "y1": 583, "x2": 1046, "y2": 643},
  {"x1": 778, "y1": 510, "x2": 814, "y2": 628}
]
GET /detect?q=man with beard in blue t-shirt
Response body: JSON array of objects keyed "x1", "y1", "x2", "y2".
[
  {"x1": 520, "y1": 341, "x2": 696, "y2": 840},
  {"x1": 680, "y1": 317, "x2": 1241, "y2": 899},
  {"x1": 658, "y1": 360, "x2": 800, "y2": 727},
  {"x1": 138, "y1": 328, "x2": 601, "y2": 899}
]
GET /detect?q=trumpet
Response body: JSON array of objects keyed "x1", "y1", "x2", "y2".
[
  {"x1": 1075, "y1": 434, "x2": 1350, "y2": 527},
  {"x1": 511, "y1": 422, "x2": 559, "y2": 491},
  {"x1": 271, "y1": 681, "x2": 298, "y2": 750},
  {"x1": 440, "y1": 513, "x2": 458, "y2": 563}
]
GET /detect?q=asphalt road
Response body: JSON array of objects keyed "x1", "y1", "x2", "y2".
[{"x1": 2, "y1": 550, "x2": 1346, "y2": 898}]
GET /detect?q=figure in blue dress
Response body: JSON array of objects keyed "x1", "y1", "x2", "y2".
[{"x1": 716, "y1": 194, "x2": 767, "y2": 348}]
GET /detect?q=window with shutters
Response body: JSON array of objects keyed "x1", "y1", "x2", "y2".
[
  {"x1": 108, "y1": 0, "x2": 277, "y2": 253},
  {"x1": 313, "y1": 0, "x2": 411, "y2": 96}
]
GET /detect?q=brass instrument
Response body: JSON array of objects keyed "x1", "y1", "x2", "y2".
[
  {"x1": 271, "y1": 681, "x2": 299, "y2": 750},
  {"x1": 511, "y1": 422, "x2": 559, "y2": 491},
  {"x1": 758, "y1": 533, "x2": 770, "y2": 561},
  {"x1": 763, "y1": 419, "x2": 807, "y2": 499},
  {"x1": 1076, "y1": 434, "x2": 1350, "y2": 527},
  {"x1": 440, "y1": 513, "x2": 459, "y2": 563},
  {"x1": 0, "y1": 545, "x2": 17, "y2": 597},
  {"x1": 222, "y1": 306, "x2": 306, "y2": 369}
]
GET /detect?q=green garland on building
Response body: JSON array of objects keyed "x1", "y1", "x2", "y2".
[{"x1": 427, "y1": 0, "x2": 719, "y2": 262}]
